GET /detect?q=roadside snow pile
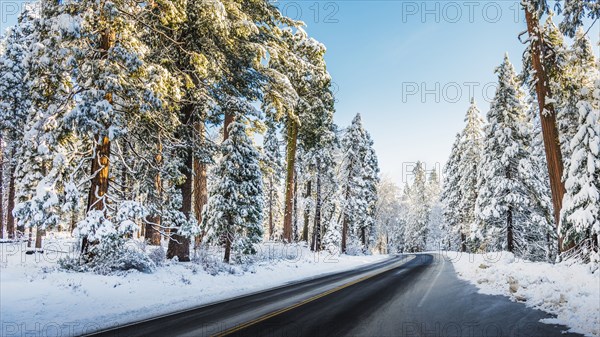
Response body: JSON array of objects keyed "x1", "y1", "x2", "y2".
[
  {"x1": 450, "y1": 251, "x2": 600, "y2": 336},
  {"x1": 0, "y1": 239, "x2": 388, "y2": 336}
]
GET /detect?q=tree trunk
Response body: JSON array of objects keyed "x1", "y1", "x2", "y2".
[
  {"x1": 283, "y1": 118, "x2": 298, "y2": 242},
  {"x1": 145, "y1": 145, "x2": 163, "y2": 246},
  {"x1": 35, "y1": 228, "x2": 45, "y2": 251},
  {"x1": 82, "y1": 27, "x2": 115, "y2": 255},
  {"x1": 193, "y1": 121, "x2": 208, "y2": 248},
  {"x1": 460, "y1": 232, "x2": 466, "y2": 253},
  {"x1": 27, "y1": 227, "x2": 33, "y2": 248},
  {"x1": 166, "y1": 104, "x2": 194, "y2": 262},
  {"x1": 82, "y1": 135, "x2": 111, "y2": 253},
  {"x1": 507, "y1": 207, "x2": 514, "y2": 253},
  {"x1": 7, "y1": 151, "x2": 16, "y2": 239},
  {"x1": 341, "y1": 173, "x2": 352, "y2": 253},
  {"x1": 223, "y1": 112, "x2": 235, "y2": 141},
  {"x1": 360, "y1": 227, "x2": 366, "y2": 247},
  {"x1": 311, "y1": 163, "x2": 322, "y2": 252},
  {"x1": 524, "y1": 8, "x2": 566, "y2": 252},
  {"x1": 268, "y1": 176, "x2": 274, "y2": 239},
  {"x1": 0, "y1": 137, "x2": 4, "y2": 240},
  {"x1": 223, "y1": 225, "x2": 232, "y2": 263},
  {"x1": 292, "y1": 171, "x2": 298, "y2": 241},
  {"x1": 301, "y1": 180, "x2": 312, "y2": 242}
]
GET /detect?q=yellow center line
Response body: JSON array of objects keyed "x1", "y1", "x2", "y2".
[{"x1": 213, "y1": 256, "x2": 415, "y2": 337}]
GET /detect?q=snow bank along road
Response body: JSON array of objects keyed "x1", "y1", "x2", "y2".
[{"x1": 88, "y1": 254, "x2": 582, "y2": 337}]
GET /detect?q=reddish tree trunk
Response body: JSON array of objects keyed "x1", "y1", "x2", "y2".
[
  {"x1": 193, "y1": 122, "x2": 208, "y2": 248},
  {"x1": 283, "y1": 118, "x2": 298, "y2": 242},
  {"x1": 524, "y1": 8, "x2": 566, "y2": 252},
  {"x1": 0, "y1": 137, "x2": 4, "y2": 240}
]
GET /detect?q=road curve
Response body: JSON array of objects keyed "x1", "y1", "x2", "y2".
[{"x1": 88, "y1": 254, "x2": 581, "y2": 337}]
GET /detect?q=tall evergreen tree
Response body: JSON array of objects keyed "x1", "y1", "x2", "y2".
[
  {"x1": 457, "y1": 98, "x2": 485, "y2": 251},
  {"x1": 560, "y1": 79, "x2": 600, "y2": 254},
  {"x1": 404, "y1": 162, "x2": 430, "y2": 252},
  {"x1": 475, "y1": 55, "x2": 549, "y2": 258},
  {"x1": 441, "y1": 133, "x2": 465, "y2": 251},
  {"x1": 202, "y1": 121, "x2": 264, "y2": 263}
]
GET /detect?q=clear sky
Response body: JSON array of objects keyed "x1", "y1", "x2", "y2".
[
  {"x1": 273, "y1": 0, "x2": 599, "y2": 185},
  {"x1": 2, "y1": 0, "x2": 598, "y2": 185}
]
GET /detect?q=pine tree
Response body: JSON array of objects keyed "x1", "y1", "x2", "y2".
[
  {"x1": 457, "y1": 99, "x2": 485, "y2": 251},
  {"x1": 340, "y1": 114, "x2": 376, "y2": 254},
  {"x1": 202, "y1": 121, "x2": 264, "y2": 263},
  {"x1": 558, "y1": 28, "x2": 598, "y2": 161},
  {"x1": 261, "y1": 122, "x2": 284, "y2": 240},
  {"x1": 374, "y1": 176, "x2": 401, "y2": 254},
  {"x1": 0, "y1": 6, "x2": 39, "y2": 239},
  {"x1": 426, "y1": 169, "x2": 443, "y2": 250},
  {"x1": 560, "y1": 79, "x2": 600, "y2": 254},
  {"x1": 404, "y1": 162, "x2": 430, "y2": 252},
  {"x1": 476, "y1": 54, "x2": 549, "y2": 258},
  {"x1": 441, "y1": 133, "x2": 465, "y2": 251}
]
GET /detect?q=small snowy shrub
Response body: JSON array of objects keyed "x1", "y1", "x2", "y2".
[
  {"x1": 62, "y1": 202, "x2": 156, "y2": 274},
  {"x1": 147, "y1": 245, "x2": 166, "y2": 267}
]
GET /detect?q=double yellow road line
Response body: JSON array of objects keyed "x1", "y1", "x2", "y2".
[{"x1": 214, "y1": 255, "x2": 415, "y2": 337}]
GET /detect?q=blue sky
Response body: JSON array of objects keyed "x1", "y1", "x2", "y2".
[
  {"x1": 274, "y1": 0, "x2": 599, "y2": 184},
  {"x1": 2, "y1": 0, "x2": 598, "y2": 184}
]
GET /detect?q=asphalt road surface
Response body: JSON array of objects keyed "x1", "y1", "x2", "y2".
[{"x1": 88, "y1": 254, "x2": 581, "y2": 337}]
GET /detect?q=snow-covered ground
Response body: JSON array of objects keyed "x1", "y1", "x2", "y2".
[
  {"x1": 0, "y1": 237, "x2": 388, "y2": 336},
  {"x1": 449, "y1": 251, "x2": 600, "y2": 337}
]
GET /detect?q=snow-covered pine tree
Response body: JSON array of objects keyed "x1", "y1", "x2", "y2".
[
  {"x1": 374, "y1": 176, "x2": 402, "y2": 254},
  {"x1": 0, "y1": 6, "x2": 40, "y2": 240},
  {"x1": 404, "y1": 162, "x2": 430, "y2": 252},
  {"x1": 426, "y1": 169, "x2": 443, "y2": 251},
  {"x1": 560, "y1": 79, "x2": 600, "y2": 258},
  {"x1": 361, "y1": 133, "x2": 380, "y2": 250},
  {"x1": 557, "y1": 0, "x2": 600, "y2": 37},
  {"x1": 441, "y1": 133, "x2": 465, "y2": 251},
  {"x1": 457, "y1": 98, "x2": 485, "y2": 251},
  {"x1": 202, "y1": 121, "x2": 264, "y2": 263},
  {"x1": 270, "y1": 28, "x2": 330, "y2": 243},
  {"x1": 340, "y1": 114, "x2": 371, "y2": 254},
  {"x1": 557, "y1": 28, "x2": 598, "y2": 162},
  {"x1": 475, "y1": 54, "x2": 548, "y2": 258},
  {"x1": 261, "y1": 121, "x2": 284, "y2": 240},
  {"x1": 319, "y1": 126, "x2": 342, "y2": 253}
]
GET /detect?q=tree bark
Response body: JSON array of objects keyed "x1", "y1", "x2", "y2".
[
  {"x1": 292, "y1": 171, "x2": 298, "y2": 242},
  {"x1": 301, "y1": 180, "x2": 311, "y2": 242},
  {"x1": 524, "y1": 8, "x2": 566, "y2": 252},
  {"x1": 311, "y1": 162, "x2": 322, "y2": 252},
  {"x1": 35, "y1": 228, "x2": 45, "y2": 250},
  {"x1": 82, "y1": 27, "x2": 115, "y2": 255},
  {"x1": 0, "y1": 137, "x2": 3, "y2": 240},
  {"x1": 268, "y1": 176, "x2": 274, "y2": 239},
  {"x1": 283, "y1": 118, "x2": 298, "y2": 242},
  {"x1": 460, "y1": 232, "x2": 466, "y2": 253},
  {"x1": 193, "y1": 121, "x2": 208, "y2": 248}
]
